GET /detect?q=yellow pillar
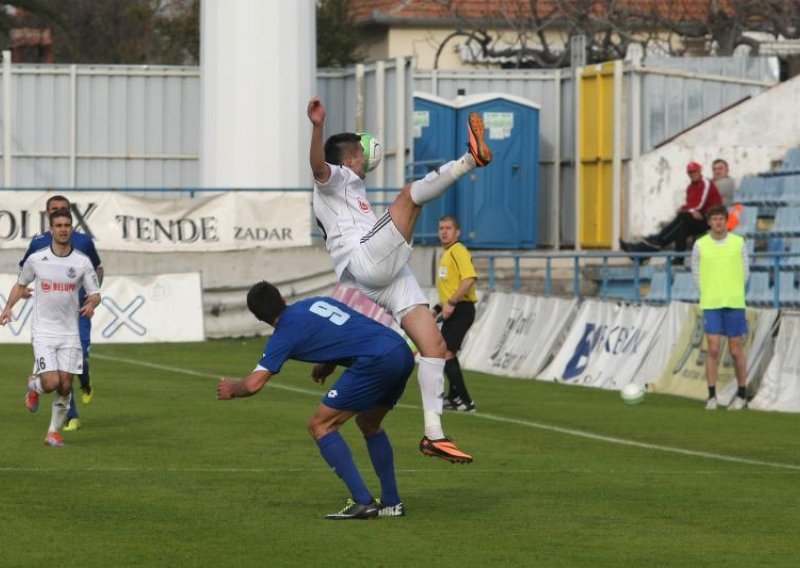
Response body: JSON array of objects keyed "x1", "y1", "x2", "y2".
[{"x1": 578, "y1": 61, "x2": 615, "y2": 248}]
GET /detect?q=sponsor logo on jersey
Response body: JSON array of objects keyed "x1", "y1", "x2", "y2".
[
  {"x1": 40, "y1": 280, "x2": 77, "y2": 293},
  {"x1": 327, "y1": 389, "x2": 338, "y2": 398},
  {"x1": 67, "y1": 267, "x2": 77, "y2": 278},
  {"x1": 357, "y1": 197, "x2": 371, "y2": 214}
]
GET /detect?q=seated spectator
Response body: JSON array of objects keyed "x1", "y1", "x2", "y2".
[
  {"x1": 712, "y1": 158, "x2": 744, "y2": 231},
  {"x1": 712, "y1": 158, "x2": 735, "y2": 207},
  {"x1": 621, "y1": 162, "x2": 722, "y2": 264}
]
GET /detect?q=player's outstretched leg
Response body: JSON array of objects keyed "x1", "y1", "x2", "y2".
[
  {"x1": 420, "y1": 435, "x2": 473, "y2": 464},
  {"x1": 406, "y1": 112, "x2": 493, "y2": 207},
  {"x1": 467, "y1": 112, "x2": 492, "y2": 167}
]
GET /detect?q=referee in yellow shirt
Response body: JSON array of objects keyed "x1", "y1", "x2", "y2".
[{"x1": 435, "y1": 215, "x2": 478, "y2": 412}]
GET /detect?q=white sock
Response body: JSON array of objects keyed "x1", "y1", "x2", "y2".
[
  {"x1": 29, "y1": 375, "x2": 44, "y2": 394},
  {"x1": 409, "y1": 154, "x2": 476, "y2": 205},
  {"x1": 49, "y1": 392, "x2": 71, "y2": 432},
  {"x1": 417, "y1": 357, "x2": 446, "y2": 439}
]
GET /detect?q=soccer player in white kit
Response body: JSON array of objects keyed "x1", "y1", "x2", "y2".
[
  {"x1": 308, "y1": 96, "x2": 492, "y2": 464},
  {"x1": 1, "y1": 210, "x2": 101, "y2": 447}
]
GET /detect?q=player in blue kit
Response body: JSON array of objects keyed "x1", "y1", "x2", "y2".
[
  {"x1": 217, "y1": 281, "x2": 413, "y2": 520},
  {"x1": 20, "y1": 195, "x2": 104, "y2": 431}
]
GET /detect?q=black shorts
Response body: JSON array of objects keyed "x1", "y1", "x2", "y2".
[{"x1": 441, "y1": 302, "x2": 476, "y2": 353}]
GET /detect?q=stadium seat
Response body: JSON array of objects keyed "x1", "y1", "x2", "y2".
[
  {"x1": 776, "y1": 272, "x2": 800, "y2": 307},
  {"x1": 746, "y1": 239, "x2": 756, "y2": 265},
  {"x1": 761, "y1": 178, "x2": 786, "y2": 206},
  {"x1": 599, "y1": 264, "x2": 655, "y2": 281},
  {"x1": 755, "y1": 237, "x2": 788, "y2": 268},
  {"x1": 772, "y1": 207, "x2": 800, "y2": 236},
  {"x1": 670, "y1": 272, "x2": 699, "y2": 303},
  {"x1": 597, "y1": 264, "x2": 655, "y2": 301},
  {"x1": 645, "y1": 271, "x2": 669, "y2": 303},
  {"x1": 779, "y1": 147, "x2": 800, "y2": 173},
  {"x1": 735, "y1": 176, "x2": 767, "y2": 205},
  {"x1": 786, "y1": 239, "x2": 800, "y2": 268},
  {"x1": 746, "y1": 272, "x2": 772, "y2": 306},
  {"x1": 732, "y1": 205, "x2": 758, "y2": 236},
  {"x1": 779, "y1": 174, "x2": 800, "y2": 205}
]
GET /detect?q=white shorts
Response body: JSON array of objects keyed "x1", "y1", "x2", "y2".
[
  {"x1": 32, "y1": 337, "x2": 83, "y2": 375},
  {"x1": 343, "y1": 264, "x2": 428, "y2": 321},
  {"x1": 347, "y1": 212, "x2": 414, "y2": 289}
]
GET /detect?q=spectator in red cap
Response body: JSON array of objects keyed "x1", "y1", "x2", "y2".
[{"x1": 621, "y1": 161, "x2": 722, "y2": 264}]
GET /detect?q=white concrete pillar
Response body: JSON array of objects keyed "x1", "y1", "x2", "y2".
[{"x1": 200, "y1": 0, "x2": 315, "y2": 188}]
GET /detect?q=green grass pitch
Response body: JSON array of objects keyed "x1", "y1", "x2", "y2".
[{"x1": 1, "y1": 338, "x2": 798, "y2": 567}]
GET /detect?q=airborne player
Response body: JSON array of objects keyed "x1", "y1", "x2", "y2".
[{"x1": 307, "y1": 96, "x2": 492, "y2": 464}]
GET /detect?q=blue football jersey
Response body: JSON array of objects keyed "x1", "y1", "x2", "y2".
[
  {"x1": 20, "y1": 231, "x2": 102, "y2": 270},
  {"x1": 257, "y1": 297, "x2": 408, "y2": 374}
]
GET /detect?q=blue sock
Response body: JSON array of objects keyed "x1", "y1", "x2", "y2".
[
  {"x1": 316, "y1": 431, "x2": 372, "y2": 505},
  {"x1": 365, "y1": 430, "x2": 400, "y2": 506},
  {"x1": 67, "y1": 386, "x2": 79, "y2": 420},
  {"x1": 79, "y1": 359, "x2": 91, "y2": 390}
]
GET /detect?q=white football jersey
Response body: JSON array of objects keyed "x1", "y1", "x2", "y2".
[
  {"x1": 313, "y1": 164, "x2": 379, "y2": 278},
  {"x1": 18, "y1": 246, "x2": 101, "y2": 339}
]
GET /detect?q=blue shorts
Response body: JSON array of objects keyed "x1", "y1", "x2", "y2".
[
  {"x1": 322, "y1": 344, "x2": 414, "y2": 413},
  {"x1": 703, "y1": 308, "x2": 747, "y2": 337}
]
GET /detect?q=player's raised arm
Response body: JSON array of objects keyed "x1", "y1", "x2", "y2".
[{"x1": 307, "y1": 97, "x2": 331, "y2": 183}]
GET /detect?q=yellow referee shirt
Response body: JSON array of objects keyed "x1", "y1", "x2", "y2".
[{"x1": 437, "y1": 242, "x2": 478, "y2": 306}]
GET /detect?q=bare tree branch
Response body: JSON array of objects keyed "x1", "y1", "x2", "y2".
[{"x1": 435, "y1": 0, "x2": 800, "y2": 68}]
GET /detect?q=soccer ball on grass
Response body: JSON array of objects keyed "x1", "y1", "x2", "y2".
[{"x1": 620, "y1": 382, "x2": 646, "y2": 405}]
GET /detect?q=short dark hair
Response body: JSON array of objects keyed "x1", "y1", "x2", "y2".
[
  {"x1": 712, "y1": 158, "x2": 729, "y2": 168},
  {"x1": 438, "y1": 215, "x2": 460, "y2": 230},
  {"x1": 46, "y1": 195, "x2": 70, "y2": 211},
  {"x1": 49, "y1": 209, "x2": 73, "y2": 226},
  {"x1": 324, "y1": 133, "x2": 361, "y2": 165},
  {"x1": 706, "y1": 204, "x2": 729, "y2": 220},
  {"x1": 247, "y1": 281, "x2": 286, "y2": 326}
]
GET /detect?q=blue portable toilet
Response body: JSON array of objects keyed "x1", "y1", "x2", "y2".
[
  {"x1": 412, "y1": 92, "x2": 457, "y2": 245},
  {"x1": 455, "y1": 94, "x2": 540, "y2": 249}
]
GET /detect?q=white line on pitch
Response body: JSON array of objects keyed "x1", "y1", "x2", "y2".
[{"x1": 92, "y1": 353, "x2": 800, "y2": 473}]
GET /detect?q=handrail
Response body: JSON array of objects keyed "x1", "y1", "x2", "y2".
[{"x1": 472, "y1": 250, "x2": 800, "y2": 308}]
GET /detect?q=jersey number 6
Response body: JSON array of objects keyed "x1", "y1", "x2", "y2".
[{"x1": 309, "y1": 301, "x2": 351, "y2": 326}]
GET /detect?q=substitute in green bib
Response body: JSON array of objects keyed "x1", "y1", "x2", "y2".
[{"x1": 691, "y1": 204, "x2": 749, "y2": 411}]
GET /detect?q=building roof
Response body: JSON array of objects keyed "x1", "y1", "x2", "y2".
[{"x1": 351, "y1": 0, "x2": 739, "y2": 26}]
